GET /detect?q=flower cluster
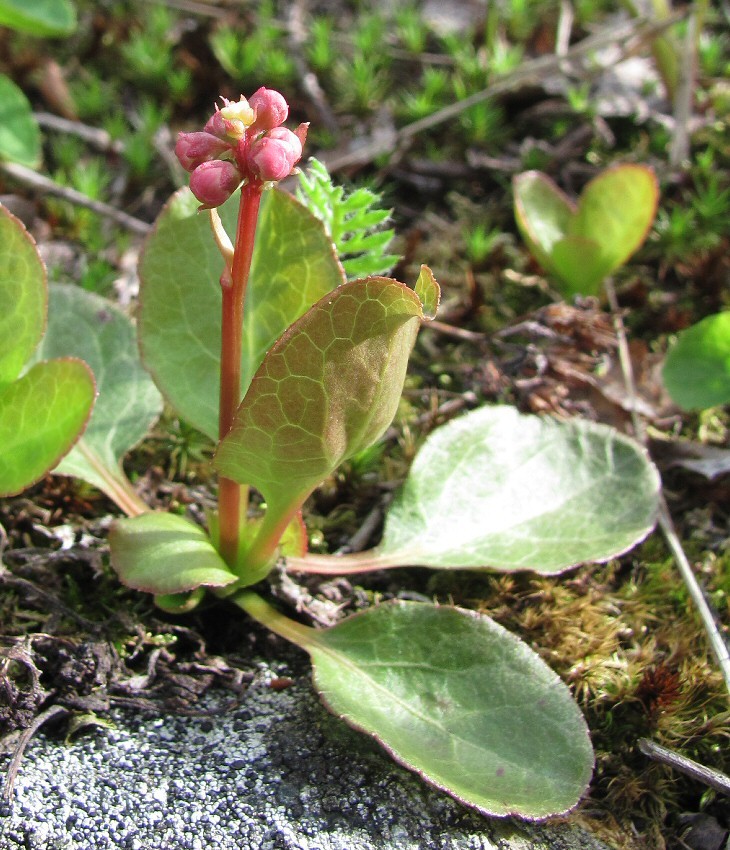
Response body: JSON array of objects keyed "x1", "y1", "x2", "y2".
[{"x1": 175, "y1": 88, "x2": 308, "y2": 208}]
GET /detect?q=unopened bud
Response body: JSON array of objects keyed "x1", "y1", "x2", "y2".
[
  {"x1": 204, "y1": 110, "x2": 228, "y2": 140},
  {"x1": 175, "y1": 131, "x2": 230, "y2": 172},
  {"x1": 247, "y1": 127, "x2": 304, "y2": 182},
  {"x1": 249, "y1": 87, "x2": 289, "y2": 132},
  {"x1": 189, "y1": 160, "x2": 242, "y2": 208}
]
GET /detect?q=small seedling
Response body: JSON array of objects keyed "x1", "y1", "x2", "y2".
[
  {"x1": 2, "y1": 91, "x2": 662, "y2": 819},
  {"x1": 513, "y1": 165, "x2": 660, "y2": 296}
]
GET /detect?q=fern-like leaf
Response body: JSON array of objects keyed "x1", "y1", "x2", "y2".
[{"x1": 296, "y1": 158, "x2": 400, "y2": 279}]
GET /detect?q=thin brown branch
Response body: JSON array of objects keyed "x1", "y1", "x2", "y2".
[
  {"x1": 605, "y1": 279, "x2": 730, "y2": 697},
  {"x1": 34, "y1": 112, "x2": 125, "y2": 154},
  {"x1": 286, "y1": 0, "x2": 341, "y2": 137},
  {"x1": 322, "y1": 13, "x2": 686, "y2": 172},
  {"x1": 0, "y1": 162, "x2": 151, "y2": 235},
  {"x1": 424, "y1": 319, "x2": 485, "y2": 343},
  {"x1": 638, "y1": 738, "x2": 730, "y2": 795}
]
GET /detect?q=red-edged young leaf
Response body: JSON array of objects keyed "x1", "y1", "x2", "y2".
[
  {"x1": 214, "y1": 269, "x2": 439, "y2": 575},
  {"x1": 514, "y1": 165, "x2": 659, "y2": 296},
  {"x1": 513, "y1": 170, "x2": 575, "y2": 275}
]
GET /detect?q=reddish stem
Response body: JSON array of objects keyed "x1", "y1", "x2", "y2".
[{"x1": 217, "y1": 181, "x2": 263, "y2": 568}]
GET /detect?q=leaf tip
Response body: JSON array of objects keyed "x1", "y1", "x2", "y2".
[{"x1": 414, "y1": 265, "x2": 440, "y2": 320}]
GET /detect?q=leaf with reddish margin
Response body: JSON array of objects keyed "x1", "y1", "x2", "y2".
[
  {"x1": 0, "y1": 205, "x2": 95, "y2": 497},
  {"x1": 0, "y1": 204, "x2": 45, "y2": 388},
  {"x1": 236, "y1": 593, "x2": 594, "y2": 819},
  {"x1": 214, "y1": 270, "x2": 440, "y2": 531},
  {"x1": 109, "y1": 512, "x2": 238, "y2": 595},
  {"x1": 513, "y1": 165, "x2": 658, "y2": 295},
  {"x1": 138, "y1": 187, "x2": 346, "y2": 440}
]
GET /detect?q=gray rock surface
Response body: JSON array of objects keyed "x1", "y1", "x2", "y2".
[{"x1": 0, "y1": 657, "x2": 613, "y2": 850}]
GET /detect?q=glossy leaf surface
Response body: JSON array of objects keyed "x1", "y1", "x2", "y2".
[
  {"x1": 109, "y1": 512, "x2": 238, "y2": 595},
  {"x1": 0, "y1": 207, "x2": 95, "y2": 496},
  {"x1": 0, "y1": 75, "x2": 41, "y2": 167},
  {"x1": 34, "y1": 285, "x2": 163, "y2": 499},
  {"x1": 663, "y1": 312, "x2": 730, "y2": 410},
  {"x1": 0, "y1": 0, "x2": 76, "y2": 35},
  {"x1": 239, "y1": 594, "x2": 593, "y2": 818},
  {"x1": 514, "y1": 165, "x2": 658, "y2": 295},
  {"x1": 0, "y1": 359, "x2": 95, "y2": 496},
  {"x1": 0, "y1": 205, "x2": 45, "y2": 386},
  {"x1": 214, "y1": 272, "x2": 440, "y2": 522},
  {"x1": 375, "y1": 406, "x2": 659, "y2": 572},
  {"x1": 139, "y1": 187, "x2": 345, "y2": 439}
]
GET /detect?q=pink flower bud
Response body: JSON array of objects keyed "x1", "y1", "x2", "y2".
[
  {"x1": 249, "y1": 87, "x2": 289, "y2": 131},
  {"x1": 189, "y1": 160, "x2": 242, "y2": 208},
  {"x1": 247, "y1": 127, "x2": 304, "y2": 182},
  {"x1": 175, "y1": 131, "x2": 230, "y2": 172},
  {"x1": 204, "y1": 109, "x2": 228, "y2": 140}
]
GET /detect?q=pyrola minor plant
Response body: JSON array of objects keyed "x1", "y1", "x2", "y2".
[{"x1": 1, "y1": 89, "x2": 661, "y2": 818}]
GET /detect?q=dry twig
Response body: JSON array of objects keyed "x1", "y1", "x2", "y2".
[
  {"x1": 323, "y1": 14, "x2": 686, "y2": 172},
  {"x1": 638, "y1": 738, "x2": 730, "y2": 796},
  {"x1": 0, "y1": 162, "x2": 151, "y2": 235}
]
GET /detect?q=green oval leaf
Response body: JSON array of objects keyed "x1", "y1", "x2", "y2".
[
  {"x1": 0, "y1": 358, "x2": 95, "y2": 496},
  {"x1": 0, "y1": 75, "x2": 41, "y2": 167},
  {"x1": 0, "y1": 0, "x2": 76, "y2": 36},
  {"x1": 569, "y1": 164, "x2": 658, "y2": 275},
  {"x1": 139, "y1": 187, "x2": 346, "y2": 439},
  {"x1": 663, "y1": 312, "x2": 730, "y2": 410},
  {"x1": 0, "y1": 204, "x2": 45, "y2": 386},
  {"x1": 374, "y1": 406, "x2": 660, "y2": 572},
  {"x1": 513, "y1": 165, "x2": 658, "y2": 296},
  {"x1": 513, "y1": 170, "x2": 575, "y2": 273},
  {"x1": 238, "y1": 593, "x2": 593, "y2": 818},
  {"x1": 33, "y1": 284, "x2": 163, "y2": 500},
  {"x1": 109, "y1": 512, "x2": 238, "y2": 595},
  {"x1": 214, "y1": 275, "x2": 438, "y2": 520}
]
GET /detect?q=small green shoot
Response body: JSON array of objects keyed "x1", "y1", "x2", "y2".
[{"x1": 513, "y1": 165, "x2": 660, "y2": 296}]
